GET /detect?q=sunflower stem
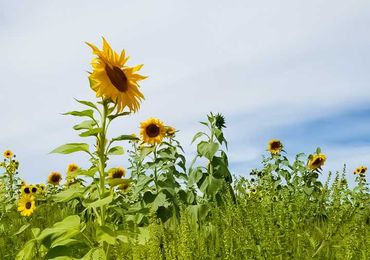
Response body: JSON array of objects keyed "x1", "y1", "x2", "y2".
[{"x1": 97, "y1": 99, "x2": 109, "y2": 226}]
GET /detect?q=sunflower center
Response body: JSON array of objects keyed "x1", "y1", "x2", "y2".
[
  {"x1": 112, "y1": 170, "x2": 124, "y2": 178},
  {"x1": 24, "y1": 187, "x2": 30, "y2": 194},
  {"x1": 105, "y1": 65, "x2": 128, "y2": 92},
  {"x1": 51, "y1": 174, "x2": 61, "y2": 183},
  {"x1": 146, "y1": 124, "x2": 160, "y2": 138},
  {"x1": 32, "y1": 187, "x2": 37, "y2": 193},
  {"x1": 312, "y1": 158, "x2": 323, "y2": 167},
  {"x1": 25, "y1": 202, "x2": 32, "y2": 209},
  {"x1": 270, "y1": 142, "x2": 281, "y2": 150}
]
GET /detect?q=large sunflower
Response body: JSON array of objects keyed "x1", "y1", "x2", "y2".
[
  {"x1": 17, "y1": 195, "x2": 36, "y2": 217},
  {"x1": 48, "y1": 172, "x2": 62, "y2": 185},
  {"x1": 308, "y1": 154, "x2": 326, "y2": 170},
  {"x1": 86, "y1": 38, "x2": 147, "y2": 113},
  {"x1": 267, "y1": 139, "x2": 283, "y2": 155},
  {"x1": 140, "y1": 118, "x2": 166, "y2": 145}
]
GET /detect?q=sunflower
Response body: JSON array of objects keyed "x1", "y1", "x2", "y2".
[
  {"x1": 166, "y1": 126, "x2": 176, "y2": 137},
  {"x1": 118, "y1": 181, "x2": 131, "y2": 193},
  {"x1": 3, "y1": 150, "x2": 13, "y2": 158},
  {"x1": 37, "y1": 184, "x2": 46, "y2": 193},
  {"x1": 308, "y1": 154, "x2": 326, "y2": 170},
  {"x1": 108, "y1": 167, "x2": 126, "y2": 179},
  {"x1": 20, "y1": 180, "x2": 26, "y2": 186},
  {"x1": 267, "y1": 140, "x2": 283, "y2": 155},
  {"x1": 86, "y1": 38, "x2": 147, "y2": 113},
  {"x1": 140, "y1": 118, "x2": 166, "y2": 145},
  {"x1": 21, "y1": 185, "x2": 32, "y2": 195},
  {"x1": 17, "y1": 195, "x2": 36, "y2": 217},
  {"x1": 67, "y1": 163, "x2": 79, "y2": 174},
  {"x1": 354, "y1": 166, "x2": 367, "y2": 175},
  {"x1": 48, "y1": 172, "x2": 62, "y2": 185},
  {"x1": 30, "y1": 185, "x2": 38, "y2": 194}
]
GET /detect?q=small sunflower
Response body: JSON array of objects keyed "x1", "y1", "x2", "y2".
[
  {"x1": 354, "y1": 166, "x2": 367, "y2": 175},
  {"x1": 86, "y1": 37, "x2": 147, "y2": 113},
  {"x1": 166, "y1": 126, "x2": 176, "y2": 137},
  {"x1": 21, "y1": 185, "x2": 32, "y2": 195},
  {"x1": 140, "y1": 118, "x2": 166, "y2": 145},
  {"x1": 215, "y1": 113, "x2": 226, "y2": 129},
  {"x1": 118, "y1": 181, "x2": 131, "y2": 193},
  {"x1": 3, "y1": 150, "x2": 13, "y2": 158},
  {"x1": 48, "y1": 172, "x2": 62, "y2": 185},
  {"x1": 267, "y1": 140, "x2": 283, "y2": 155},
  {"x1": 67, "y1": 163, "x2": 79, "y2": 174},
  {"x1": 37, "y1": 184, "x2": 46, "y2": 193},
  {"x1": 17, "y1": 195, "x2": 36, "y2": 217},
  {"x1": 108, "y1": 167, "x2": 126, "y2": 179},
  {"x1": 30, "y1": 185, "x2": 38, "y2": 194},
  {"x1": 308, "y1": 154, "x2": 326, "y2": 170},
  {"x1": 20, "y1": 180, "x2": 26, "y2": 186}
]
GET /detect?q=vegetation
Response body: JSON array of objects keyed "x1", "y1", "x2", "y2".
[{"x1": 0, "y1": 38, "x2": 369, "y2": 259}]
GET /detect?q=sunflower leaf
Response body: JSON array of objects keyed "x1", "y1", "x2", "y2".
[
  {"x1": 108, "y1": 112, "x2": 131, "y2": 121},
  {"x1": 111, "y1": 135, "x2": 139, "y2": 143},
  {"x1": 107, "y1": 146, "x2": 124, "y2": 155},
  {"x1": 63, "y1": 109, "x2": 95, "y2": 119},
  {"x1": 79, "y1": 128, "x2": 103, "y2": 137},
  {"x1": 73, "y1": 120, "x2": 96, "y2": 131},
  {"x1": 74, "y1": 99, "x2": 98, "y2": 111},
  {"x1": 50, "y1": 143, "x2": 90, "y2": 155}
]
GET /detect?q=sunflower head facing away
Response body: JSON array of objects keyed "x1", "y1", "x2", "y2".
[
  {"x1": 354, "y1": 166, "x2": 367, "y2": 175},
  {"x1": 86, "y1": 38, "x2": 147, "y2": 113},
  {"x1": 166, "y1": 126, "x2": 176, "y2": 137},
  {"x1": 48, "y1": 172, "x2": 62, "y2": 185},
  {"x1": 108, "y1": 167, "x2": 126, "y2": 179},
  {"x1": 118, "y1": 181, "x2": 131, "y2": 193},
  {"x1": 308, "y1": 154, "x2": 327, "y2": 170},
  {"x1": 3, "y1": 150, "x2": 13, "y2": 158},
  {"x1": 267, "y1": 140, "x2": 283, "y2": 155},
  {"x1": 17, "y1": 195, "x2": 36, "y2": 217},
  {"x1": 140, "y1": 118, "x2": 166, "y2": 145}
]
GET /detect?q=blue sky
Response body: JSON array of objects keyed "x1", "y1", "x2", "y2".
[{"x1": 0, "y1": 0, "x2": 369, "y2": 186}]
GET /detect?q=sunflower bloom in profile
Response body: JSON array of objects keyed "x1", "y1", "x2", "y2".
[
  {"x1": 86, "y1": 37, "x2": 147, "y2": 113},
  {"x1": 140, "y1": 118, "x2": 166, "y2": 145},
  {"x1": 308, "y1": 153, "x2": 326, "y2": 170},
  {"x1": 17, "y1": 195, "x2": 36, "y2": 217},
  {"x1": 267, "y1": 139, "x2": 283, "y2": 155},
  {"x1": 48, "y1": 172, "x2": 62, "y2": 185}
]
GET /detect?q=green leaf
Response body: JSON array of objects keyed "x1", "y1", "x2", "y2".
[
  {"x1": 188, "y1": 168, "x2": 203, "y2": 186},
  {"x1": 152, "y1": 193, "x2": 169, "y2": 211},
  {"x1": 79, "y1": 128, "x2": 102, "y2": 137},
  {"x1": 74, "y1": 99, "x2": 98, "y2": 110},
  {"x1": 108, "y1": 112, "x2": 130, "y2": 121},
  {"x1": 63, "y1": 109, "x2": 94, "y2": 119},
  {"x1": 111, "y1": 134, "x2": 139, "y2": 143},
  {"x1": 96, "y1": 226, "x2": 116, "y2": 245},
  {"x1": 50, "y1": 143, "x2": 90, "y2": 155},
  {"x1": 107, "y1": 146, "x2": 124, "y2": 155},
  {"x1": 197, "y1": 141, "x2": 219, "y2": 160},
  {"x1": 52, "y1": 186, "x2": 85, "y2": 202},
  {"x1": 84, "y1": 194, "x2": 113, "y2": 208},
  {"x1": 13, "y1": 224, "x2": 31, "y2": 236},
  {"x1": 15, "y1": 240, "x2": 36, "y2": 260},
  {"x1": 73, "y1": 120, "x2": 96, "y2": 131},
  {"x1": 191, "y1": 132, "x2": 205, "y2": 144},
  {"x1": 37, "y1": 215, "x2": 80, "y2": 242},
  {"x1": 80, "y1": 247, "x2": 106, "y2": 260},
  {"x1": 106, "y1": 178, "x2": 129, "y2": 187}
]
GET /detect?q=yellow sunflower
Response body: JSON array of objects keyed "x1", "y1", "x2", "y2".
[
  {"x1": 267, "y1": 139, "x2": 283, "y2": 155},
  {"x1": 17, "y1": 195, "x2": 36, "y2": 217},
  {"x1": 20, "y1": 180, "x2": 26, "y2": 186},
  {"x1": 108, "y1": 167, "x2": 126, "y2": 179},
  {"x1": 140, "y1": 118, "x2": 166, "y2": 145},
  {"x1": 166, "y1": 126, "x2": 176, "y2": 137},
  {"x1": 3, "y1": 150, "x2": 13, "y2": 158},
  {"x1": 308, "y1": 154, "x2": 327, "y2": 170},
  {"x1": 30, "y1": 185, "x2": 38, "y2": 194},
  {"x1": 118, "y1": 181, "x2": 131, "y2": 193},
  {"x1": 354, "y1": 166, "x2": 367, "y2": 175},
  {"x1": 21, "y1": 185, "x2": 32, "y2": 195},
  {"x1": 86, "y1": 38, "x2": 147, "y2": 113},
  {"x1": 48, "y1": 172, "x2": 62, "y2": 185},
  {"x1": 67, "y1": 163, "x2": 79, "y2": 174}
]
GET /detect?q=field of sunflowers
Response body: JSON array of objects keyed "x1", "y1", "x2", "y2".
[{"x1": 0, "y1": 38, "x2": 369, "y2": 259}]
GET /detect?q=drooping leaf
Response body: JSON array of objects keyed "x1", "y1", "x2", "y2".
[
  {"x1": 50, "y1": 143, "x2": 90, "y2": 155},
  {"x1": 107, "y1": 146, "x2": 124, "y2": 155}
]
